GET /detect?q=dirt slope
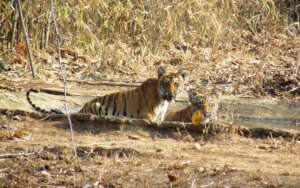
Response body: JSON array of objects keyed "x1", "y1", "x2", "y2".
[{"x1": 1, "y1": 87, "x2": 300, "y2": 187}]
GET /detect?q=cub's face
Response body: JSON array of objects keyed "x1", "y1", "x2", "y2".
[
  {"x1": 157, "y1": 67, "x2": 187, "y2": 102},
  {"x1": 188, "y1": 90, "x2": 212, "y2": 119}
]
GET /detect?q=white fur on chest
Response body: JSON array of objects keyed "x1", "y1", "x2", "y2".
[{"x1": 154, "y1": 100, "x2": 169, "y2": 121}]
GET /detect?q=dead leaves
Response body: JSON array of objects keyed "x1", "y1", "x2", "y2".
[
  {"x1": 15, "y1": 42, "x2": 27, "y2": 58},
  {"x1": 259, "y1": 73, "x2": 300, "y2": 97}
]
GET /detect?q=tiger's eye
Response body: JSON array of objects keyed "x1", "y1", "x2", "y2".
[{"x1": 163, "y1": 77, "x2": 169, "y2": 84}]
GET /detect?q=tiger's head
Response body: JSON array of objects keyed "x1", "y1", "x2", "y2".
[
  {"x1": 188, "y1": 90, "x2": 212, "y2": 120},
  {"x1": 157, "y1": 67, "x2": 187, "y2": 103}
]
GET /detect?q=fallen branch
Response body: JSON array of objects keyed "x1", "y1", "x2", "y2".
[
  {"x1": 0, "y1": 152, "x2": 36, "y2": 158},
  {"x1": 60, "y1": 78, "x2": 141, "y2": 88},
  {"x1": 0, "y1": 109, "x2": 46, "y2": 119},
  {"x1": 1, "y1": 108, "x2": 298, "y2": 139},
  {"x1": 0, "y1": 108, "x2": 216, "y2": 133}
]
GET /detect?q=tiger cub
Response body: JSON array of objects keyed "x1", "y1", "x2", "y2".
[
  {"x1": 26, "y1": 67, "x2": 187, "y2": 121},
  {"x1": 165, "y1": 90, "x2": 212, "y2": 123}
]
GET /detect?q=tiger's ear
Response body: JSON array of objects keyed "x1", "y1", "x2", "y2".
[
  {"x1": 178, "y1": 69, "x2": 187, "y2": 80},
  {"x1": 188, "y1": 89, "x2": 197, "y2": 101},
  {"x1": 157, "y1": 66, "x2": 166, "y2": 79}
]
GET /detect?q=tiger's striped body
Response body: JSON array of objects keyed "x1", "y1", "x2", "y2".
[
  {"x1": 26, "y1": 67, "x2": 187, "y2": 121},
  {"x1": 79, "y1": 78, "x2": 169, "y2": 121}
]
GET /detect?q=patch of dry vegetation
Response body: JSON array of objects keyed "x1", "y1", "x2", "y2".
[
  {"x1": 0, "y1": 0, "x2": 300, "y2": 98},
  {"x1": 1, "y1": 1, "x2": 287, "y2": 50},
  {"x1": 0, "y1": 116, "x2": 30, "y2": 142}
]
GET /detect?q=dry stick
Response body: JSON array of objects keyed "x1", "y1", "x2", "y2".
[
  {"x1": 16, "y1": 0, "x2": 35, "y2": 78},
  {"x1": 10, "y1": 2, "x2": 17, "y2": 48},
  {"x1": 45, "y1": 12, "x2": 51, "y2": 48},
  {"x1": 0, "y1": 152, "x2": 35, "y2": 158},
  {"x1": 50, "y1": 0, "x2": 77, "y2": 157},
  {"x1": 84, "y1": 24, "x2": 102, "y2": 47}
]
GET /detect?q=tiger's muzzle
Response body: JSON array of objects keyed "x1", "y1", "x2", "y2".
[{"x1": 162, "y1": 93, "x2": 176, "y2": 102}]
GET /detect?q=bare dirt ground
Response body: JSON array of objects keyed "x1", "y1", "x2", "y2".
[{"x1": 1, "y1": 83, "x2": 300, "y2": 188}]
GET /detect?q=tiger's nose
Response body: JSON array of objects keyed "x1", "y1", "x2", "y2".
[
  {"x1": 166, "y1": 93, "x2": 175, "y2": 99},
  {"x1": 204, "y1": 113, "x2": 211, "y2": 119},
  {"x1": 163, "y1": 93, "x2": 176, "y2": 101}
]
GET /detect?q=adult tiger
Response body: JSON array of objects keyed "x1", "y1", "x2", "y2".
[
  {"x1": 26, "y1": 67, "x2": 187, "y2": 121},
  {"x1": 165, "y1": 89, "x2": 212, "y2": 124}
]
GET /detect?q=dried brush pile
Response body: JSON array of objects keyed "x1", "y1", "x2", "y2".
[{"x1": 0, "y1": 0, "x2": 299, "y2": 98}]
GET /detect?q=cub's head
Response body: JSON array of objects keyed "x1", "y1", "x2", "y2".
[
  {"x1": 157, "y1": 67, "x2": 187, "y2": 102},
  {"x1": 188, "y1": 90, "x2": 212, "y2": 120}
]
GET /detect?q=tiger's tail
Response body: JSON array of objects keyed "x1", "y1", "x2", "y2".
[{"x1": 26, "y1": 88, "x2": 63, "y2": 114}]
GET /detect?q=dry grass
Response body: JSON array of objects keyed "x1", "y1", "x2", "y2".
[
  {"x1": 1, "y1": 0, "x2": 300, "y2": 98},
  {"x1": 1, "y1": 0, "x2": 293, "y2": 52}
]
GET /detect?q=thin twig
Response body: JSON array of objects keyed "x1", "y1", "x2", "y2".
[
  {"x1": 286, "y1": 86, "x2": 300, "y2": 94},
  {"x1": 50, "y1": 0, "x2": 77, "y2": 157},
  {"x1": 16, "y1": 0, "x2": 35, "y2": 78},
  {"x1": 45, "y1": 11, "x2": 51, "y2": 48},
  {"x1": 32, "y1": 11, "x2": 49, "y2": 23},
  {"x1": 84, "y1": 24, "x2": 102, "y2": 47},
  {"x1": 10, "y1": 1, "x2": 17, "y2": 48}
]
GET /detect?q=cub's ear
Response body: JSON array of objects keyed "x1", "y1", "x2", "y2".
[
  {"x1": 157, "y1": 66, "x2": 166, "y2": 79},
  {"x1": 177, "y1": 69, "x2": 187, "y2": 80},
  {"x1": 188, "y1": 89, "x2": 197, "y2": 101}
]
